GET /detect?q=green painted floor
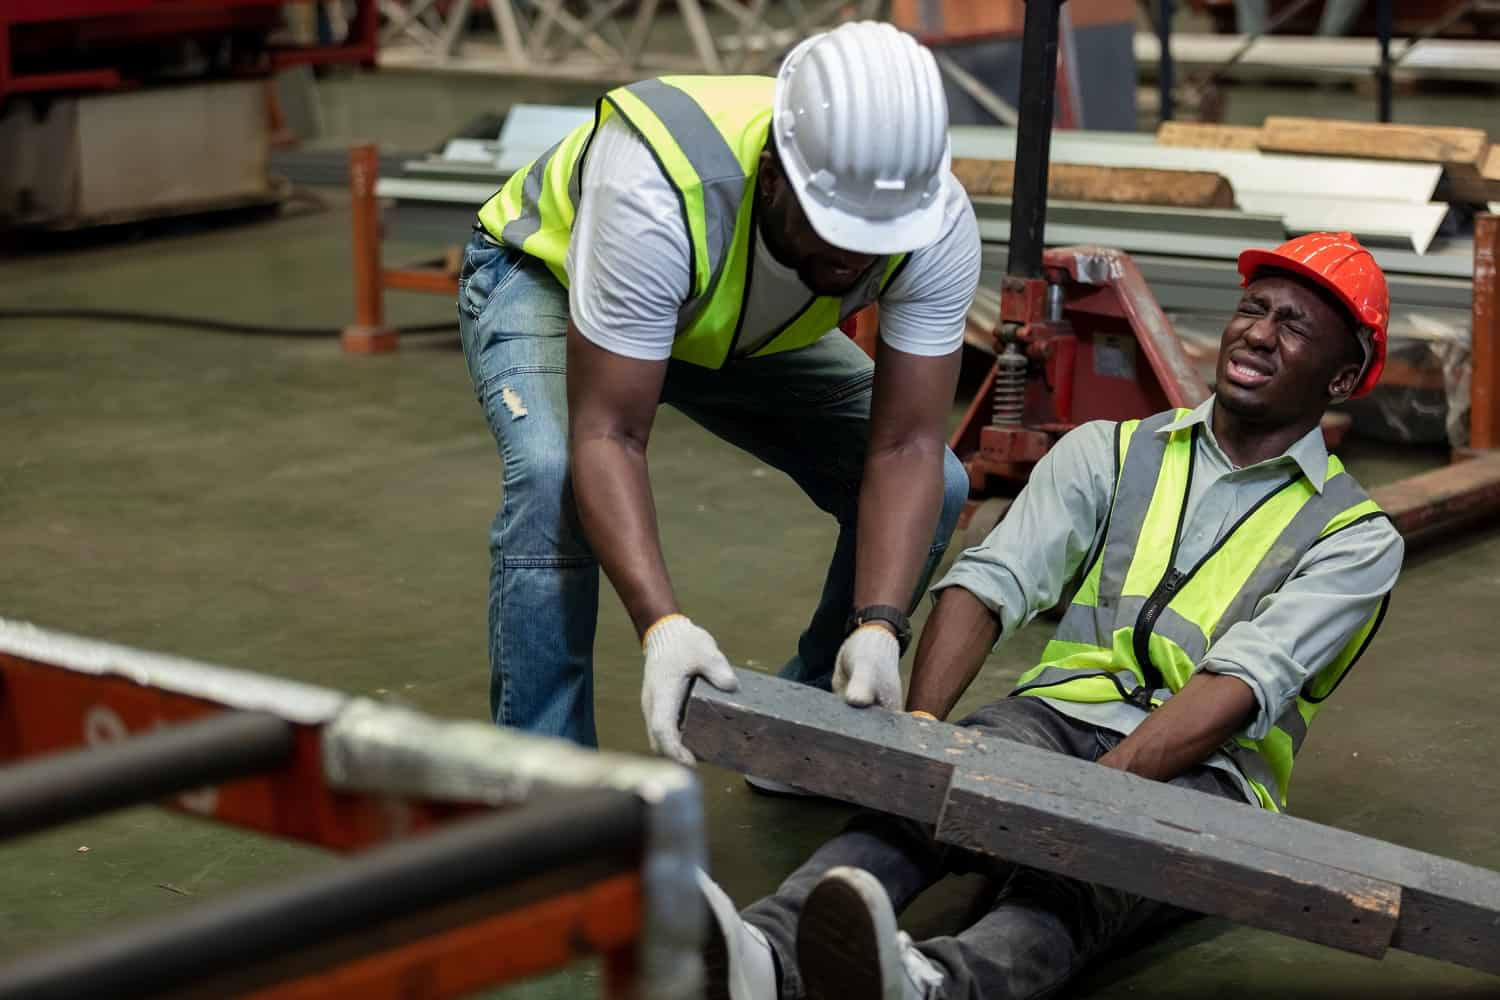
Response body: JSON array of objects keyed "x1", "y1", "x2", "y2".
[{"x1": 2, "y1": 68, "x2": 1499, "y2": 999}]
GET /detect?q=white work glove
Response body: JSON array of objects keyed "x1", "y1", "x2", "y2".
[
  {"x1": 641, "y1": 614, "x2": 738, "y2": 765},
  {"x1": 833, "y1": 624, "x2": 903, "y2": 710}
]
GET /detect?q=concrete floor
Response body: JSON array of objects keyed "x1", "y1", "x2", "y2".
[{"x1": 2, "y1": 67, "x2": 1500, "y2": 999}]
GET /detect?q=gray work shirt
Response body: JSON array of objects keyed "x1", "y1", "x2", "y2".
[{"x1": 933, "y1": 397, "x2": 1405, "y2": 803}]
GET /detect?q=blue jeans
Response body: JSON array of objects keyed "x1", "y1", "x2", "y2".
[
  {"x1": 457, "y1": 234, "x2": 969, "y2": 744},
  {"x1": 743, "y1": 697, "x2": 1249, "y2": 999}
]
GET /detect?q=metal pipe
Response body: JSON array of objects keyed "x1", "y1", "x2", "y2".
[
  {"x1": 0, "y1": 790, "x2": 646, "y2": 1000},
  {"x1": 1376, "y1": 0, "x2": 1393, "y2": 122},
  {"x1": 0, "y1": 712, "x2": 294, "y2": 841},
  {"x1": 1158, "y1": 0, "x2": 1174, "y2": 123},
  {"x1": 1008, "y1": 0, "x2": 1065, "y2": 279}
]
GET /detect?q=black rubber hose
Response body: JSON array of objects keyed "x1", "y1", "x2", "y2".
[{"x1": 0, "y1": 307, "x2": 454, "y2": 338}]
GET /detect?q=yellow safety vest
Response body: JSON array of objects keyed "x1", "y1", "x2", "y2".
[
  {"x1": 1013, "y1": 408, "x2": 1389, "y2": 811},
  {"x1": 475, "y1": 76, "x2": 907, "y2": 369}
]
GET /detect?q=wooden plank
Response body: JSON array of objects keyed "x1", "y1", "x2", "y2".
[
  {"x1": 1483, "y1": 146, "x2": 1500, "y2": 182},
  {"x1": 949, "y1": 157, "x2": 1235, "y2": 209},
  {"x1": 1260, "y1": 116, "x2": 1489, "y2": 167},
  {"x1": 682, "y1": 669, "x2": 1500, "y2": 974},
  {"x1": 1441, "y1": 168, "x2": 1500, "y2": 206},
  {"x1": 1155, "y1": 121, "x2": 1264, "y2": 150},
  {"x1": 939, "y1": 770, "x2": 1399, "y2": 957}
]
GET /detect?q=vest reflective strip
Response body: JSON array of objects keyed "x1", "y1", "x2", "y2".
[
  {"x1": 1052, "y1": 597, "x2": 1208, "y2": 667},
  {"x1": 1274, "y1": 701, "x2": 1310, "y2": 753},
  {"x1": 1207, "y1": 472, "x2": 1372, "y2": 644},
  {"x1": 1098, "y1": 411, "x2": 1180, "y2": 605},
  {"x1": 606, "y1": 79, "x2": 747, "y2": 300},
  {"x1": 499, "y1": 139, "x2": 561, "y2": 250},
  {"x1": 1225, "y1": 742, "x2": 1282, "y2": 809}
]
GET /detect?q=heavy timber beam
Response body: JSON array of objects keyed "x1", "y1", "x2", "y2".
[{"x1": 682, "y1": 669, "x2": 1500, "y2": 974}]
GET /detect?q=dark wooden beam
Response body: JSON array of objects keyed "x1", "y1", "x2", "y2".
[
  {"x1": 939, "y1": 770, "x2": 1397, "y2": 957},
  {"x1": 682, "y1": 669, "x2": 1500, "y2": 974}
]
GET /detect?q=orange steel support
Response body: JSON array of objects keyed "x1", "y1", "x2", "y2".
[
  {"x1": 1472, "y1": 214, "x2": 1499, "y2": 451},
  {"x1": 0, "y1": 653, "x2": 465, "y2": 850},
  {"x1": 241, "y1": 874, "x2": 644, "y2": 1000},
  {"x1": 342, "y1": 142, "x2": 400, "y2": 356},
  {"x1": 0, "y1": 640, "x2": 669, "y2": 999}
]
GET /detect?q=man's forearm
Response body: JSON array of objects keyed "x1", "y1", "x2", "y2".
[
  {"x1": 906, "y1": 586, "x2": 1000, "y2": 718},
  {"x1": 1097, "y1": 670, "x2": 1258, "y2": 782},
  {"x1": 852, "y1": 442, "x2": 944, "y2": 612},
  {"x1": 570, "y1": 435, "x2": 678, "y2": 637}
]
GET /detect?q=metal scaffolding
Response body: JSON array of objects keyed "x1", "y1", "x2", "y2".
[{"x1": 376, "y1": 0, "x2": 883, "y2": 81}]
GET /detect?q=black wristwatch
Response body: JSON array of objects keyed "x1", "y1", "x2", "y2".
[{"x1": 846, "y1": 604, "x2": 912, "y2": 655}]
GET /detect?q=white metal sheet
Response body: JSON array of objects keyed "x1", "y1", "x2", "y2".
[{"x1": 1233, "y1": 193, "x2": 1449, "y2": 254}]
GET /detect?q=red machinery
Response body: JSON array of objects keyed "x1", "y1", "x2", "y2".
[
  {"x1": 950, "y1": 0, "x2": 1500, "y2": 550},
  {"x1": 0, "y1": 0, "x2": 378, "y2": 104},
  {"x1": 951, "y1": 248, "x2": 1207, "y2": 507},
  {"x1": 0, "y1": 618, "x2": 703, "y2": 1000}
]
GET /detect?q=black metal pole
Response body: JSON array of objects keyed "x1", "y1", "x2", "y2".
[
  {"x1": 1008, "y1": 0, "x2": 1065, "y2": 280},
  {"x1": 1376, "y1": 0, "x2": 1393, "y2": 121},
  {"x1": 0, "y1": 790, "x2": 646, "y2": 1000},
  {"x1": 0, "y1": 712, "x2": 294, "y2": 841},
  {"x1": 1158, "y1": 0, "x2": 1174, "y2": 123}
]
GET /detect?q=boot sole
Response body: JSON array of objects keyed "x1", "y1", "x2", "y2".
[{"x1": 797, "y1": 868, "x2": 898, "y2": 1000}]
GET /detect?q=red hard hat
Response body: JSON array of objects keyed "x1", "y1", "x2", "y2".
[{"x1": 1237, "y1": 231, "x2": 1389, "y2": 398}]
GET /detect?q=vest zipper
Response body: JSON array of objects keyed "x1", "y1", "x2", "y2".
[
  {"x1": 1128, "y1": 426, "x2": 1198, "y2": 704},
  {"x1": 1130, "y1": 567, "x2": 1186, "y2": 706}
]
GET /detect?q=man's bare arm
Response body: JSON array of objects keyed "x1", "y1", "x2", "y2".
[{"x1": 565, "y1": 323, "x2": 676, "y2": 637}]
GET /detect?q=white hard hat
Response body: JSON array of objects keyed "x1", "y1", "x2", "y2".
[{"x1": 773, "y1": 21, "x2": 952, "y2": 255}]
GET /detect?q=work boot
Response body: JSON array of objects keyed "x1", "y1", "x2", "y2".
[
  {"x1": 797, "y1": 866, "x2": 945, "y2": 1000},
  {"x1": 698, "y1": 868, "x2": 779, "y2": 1000}
]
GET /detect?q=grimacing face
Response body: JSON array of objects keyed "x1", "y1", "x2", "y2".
[
  {"x1": 1215, "y1": 272, "x2": 1365, "y2": 427},
  {"x1": 756, "y1": 148, "x2": 877, "y2": 297}
]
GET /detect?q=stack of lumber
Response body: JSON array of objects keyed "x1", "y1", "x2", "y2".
[
  {"x1": 949, "y1": 158, "x2": 1236, "y2": 210},
  {"x1": 1158, "y1": 117, "x2": 1500, "y2": 207}
]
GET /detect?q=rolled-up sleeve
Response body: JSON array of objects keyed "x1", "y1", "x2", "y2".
[
  {"x1": 932, "y1": 420, "x2": 1117, "y2": 638},
  {"x1": 1203, "y1": 516, "x2": 1404, "y2": 739}
]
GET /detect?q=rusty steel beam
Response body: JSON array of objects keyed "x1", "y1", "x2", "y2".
[
  {"x1": 1373, "y1": 452, "x2": 1500, "y2": 550},
  {"x1": 1472, "y1": 214, "x2": 1499, "y2": 451},
  {"x1": 342, "y1": 143, "x2": 400, "y2": 355}
]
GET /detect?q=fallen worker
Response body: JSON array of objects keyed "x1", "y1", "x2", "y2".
[
  {"x1": 456, "y1": 21, "x2": 979, "y2": 770},
  {"x1": 697, "y1": 232, "x2": 1405, "y2": 1000}
]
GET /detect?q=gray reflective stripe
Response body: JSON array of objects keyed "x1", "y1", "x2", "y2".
[
  {"x1": 620, "y1": 79, "x2": 746, "y2": 293},
  {"x1": 1053, "y1": 601, "x2": 1113, "y2": 646},
  {"x1": 1274, "y1": 702, "x2": 1309, "y2": 754},
  {"x1": 499, "y1": 138, "x2": 563, "y2": 249},
  {"x1": 1225, "y1": 743, "x2": 1281, "y2": 800},
  {"x1": 1099, "y1": 410, "x2": 1179, "y2": 606},
  {"x1": 1209, "y1": 472, "x2": 1373, "y2": 645},
  {"x1": 568, "y1": 136, "x2": 585, "y2": 213},
  {"x1": 1152, "y1": 606, "x2": 1208, "y2": 667},
  {"x1": 1053, "y1": 596, "x2": 1205, "y2": 668}
]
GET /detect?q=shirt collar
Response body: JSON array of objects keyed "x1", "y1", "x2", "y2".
[{"x1": 1156, "y1": 396, "x2": 1329, "y2": 492}]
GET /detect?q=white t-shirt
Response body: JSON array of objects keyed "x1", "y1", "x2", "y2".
[{"x1": 563, "y1": 116, "x2": 980, "y2": 362}]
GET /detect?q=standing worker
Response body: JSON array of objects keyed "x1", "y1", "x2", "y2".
[{"x1": 457, "y1": 21, "x2": 980, "y2": 765}]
